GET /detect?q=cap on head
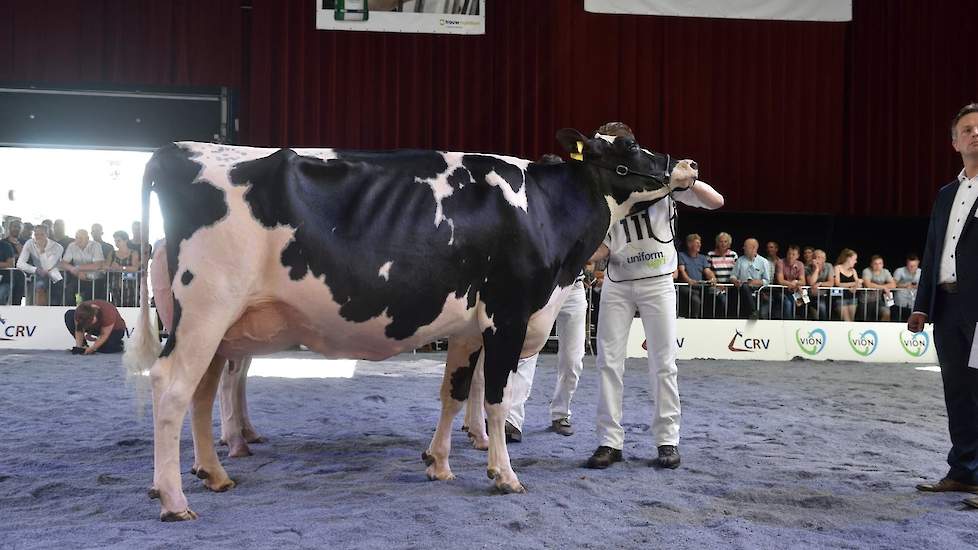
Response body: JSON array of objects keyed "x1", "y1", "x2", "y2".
[{"x1": 595, "y1": 122, "x2": 635, "y2": 140}]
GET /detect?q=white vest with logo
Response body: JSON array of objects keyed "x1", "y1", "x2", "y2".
[{"x1": 605, "y1": 198, "x2": 677, "y2": 282}]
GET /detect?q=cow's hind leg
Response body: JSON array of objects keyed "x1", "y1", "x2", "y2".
[
  {"x1": 220, "y1": 357, "x2": 261, "y2": 458},
  {"x1": 462, "y1": 355, "x2": 489, "y2": 451},
  {"x1": 153, "y1": 308, "x2": 236, "y2": 521},
  {"x1": 190, "y1": 354, "x2": 236, "y2": 492},
  {"x1": 424, "y1": 339, "x2": 481, "y2": 481},
  {"x1": 236, "y1": 358, "x2": 264, "y2": 444}
]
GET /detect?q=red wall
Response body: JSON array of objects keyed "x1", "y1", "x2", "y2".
[{"x1": 1, "y1": 0, "x2": 976, "y2": 216}]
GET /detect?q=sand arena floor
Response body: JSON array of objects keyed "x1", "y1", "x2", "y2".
[{"x1": 1, "y1": 350, "x2": 976, "y2": 549}]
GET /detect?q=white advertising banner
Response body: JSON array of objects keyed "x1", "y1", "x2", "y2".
[
  {"x1": 0, "y1": 306, "x2": 152, "y2": 351},
  {"x1": 626, "y1": 319, "x2": 937, "y2": 364},
  {"x1": 584, "y1": 0, "x2": 852, "y2": 22},
  {"x1": 315, "y1": 1, "x2": 485, "y2": 35}
]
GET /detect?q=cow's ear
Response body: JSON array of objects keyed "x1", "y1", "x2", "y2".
[{"x1": 556, "y1": 129, "x2": 591, "y2": 161}]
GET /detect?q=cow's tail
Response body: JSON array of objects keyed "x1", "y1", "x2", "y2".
[{"x1": 123, "y1": 155, "x2": 162, "y2": 401}]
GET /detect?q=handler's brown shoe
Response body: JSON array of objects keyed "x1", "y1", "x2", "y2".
[
  {"x1": 586, "y1": 446, "x2": 622, "y2": 469},
  {"x1": 915, "y1": 477, "x2": 978, "y2": 493},
  {"x1": 963, "y1": 496, "x2": 978, "y2": 509}
]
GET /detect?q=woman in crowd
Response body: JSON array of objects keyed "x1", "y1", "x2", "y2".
[
  {"x1": 106, "y1": 230, "x2": 140, "y2": 307},
  {"x1": 833, "y1": 248, "x2": 862, "y2": 322}
]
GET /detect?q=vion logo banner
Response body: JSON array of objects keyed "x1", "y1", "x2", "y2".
[
  {"x1": 0, "y1": 315, "x2": 38, "y2": 340},
  {"x1": 848, "y1": 329, "x2": 879, "y2": 357},
  {"x1": 795, "y1": 328, "x2": 827, "y2": 356},
  {"x1": 899, "y1": 330, "x2": 930, "y2": 357}
]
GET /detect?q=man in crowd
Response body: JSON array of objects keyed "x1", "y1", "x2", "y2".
[
  {"x1": 801, "y1": 246, "x2": 815, "y2": 267},
  {"x1": 52, "y1": 219, "x2": 72, "y2": 249},
  {"x1": 1, "y1": 219, "x2": 25, "y2": 305},
  {"x1": 131, "y1": 221, "x2": 152, "y2": 258},
  {"x1": 18, "y1": 222, "x2": 33, "y2": 244},
  {"x1": 775, "y1": 244, "x2": 806, "y2": 319},
  {"x1": 729, "y1": 237, "x2": 772, "y2": 320},
  {"x1": 909, "y1": 103, "x2": 978, "y2": 507},
  {"x1": 892, "y1": 254, "x2": 920, "y2": 321},
  {"x1": 676, "y1": 233, "x2": 710, "y2": 318},
  {"x1": 91, "y1": 223, "x2": 114, "y2": 261},
  {"x1": 16, "y1": 225, "x2": 64, "y2": 306},
  {"x1": 60, "y1": 229, "x2": 107, "y2": 303},
  {"x1": 764, "y1": 240, "x2": 781, "y2": 278}
]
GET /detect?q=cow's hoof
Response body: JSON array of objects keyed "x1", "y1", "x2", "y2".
[
  {"x1": 244, "y1": 433, "x2": 266, "y2": 444},
  {"x1": 160, "y1": 508, "x2": 198, "y2": 522},
  {"x1": 204, "y1": 477, "x2": 236, "y2": 493},
  {"x1": 425, "y1": 466, "x2": 455, "y2": 481},
  {"x1": 228, "y1": 443, "x2": 253, "y2": 458},
  {"x1": 147, "y1": 487, "x2": 160, "y2": 500},
  {"x1": 492, "y1": 479, "x2": 527, "y2": 494},
  {"x1": 421, "y1": 451, "x2": 435, "y2": 466},
  {"x1": 467, "y1": 432, "x2": 489, "y2": 451}
]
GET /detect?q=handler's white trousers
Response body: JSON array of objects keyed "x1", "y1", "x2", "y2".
[
  {"x1": 595, "y1": 274, "x2": 680, "y2": 449},
  {"x1": 506, "y1": 281, "x2": 588, "y2": 430}
]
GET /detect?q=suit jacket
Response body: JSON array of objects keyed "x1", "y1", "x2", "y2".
[{"x1": 914, "y1": 177, "x2": 978, "y2": 322}]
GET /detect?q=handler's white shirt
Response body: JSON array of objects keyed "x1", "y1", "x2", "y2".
[
  {"x1": 939, "y1": 169, "x2": 978, "y2": 284},
  {"x1": 605, "y1": 183, "x2": 711, "y2": 282}
]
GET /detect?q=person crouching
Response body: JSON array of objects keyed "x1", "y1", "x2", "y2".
[{"x1": 65, "y1": 299, "x2": 127, "y2": 354}]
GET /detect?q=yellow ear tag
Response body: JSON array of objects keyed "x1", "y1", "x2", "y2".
[{"x1": 570, "y1": 141, "x2": 584, "y2": 161}]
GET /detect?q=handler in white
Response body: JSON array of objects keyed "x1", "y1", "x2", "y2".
[
  {"x1": 504, "y1": 271, "x2": 589, "y2": 441},
  {"x1": 586, "y1": 122, "x2": 724, "y2": 470},
  {"x1": 504, "y1": 153, "x2": 591, "y2": 442}
]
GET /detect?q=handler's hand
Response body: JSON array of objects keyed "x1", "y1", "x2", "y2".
[
  {"x1": 83, "y1": 346, "x2": 97, "y2": 355},
  {"x1": 907, "y1": 312, "x2": 927, "y2": 334}
]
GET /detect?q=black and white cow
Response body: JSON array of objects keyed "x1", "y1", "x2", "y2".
[{"x1": 126, "y1": 130, "x2": 696, "y2": 521}]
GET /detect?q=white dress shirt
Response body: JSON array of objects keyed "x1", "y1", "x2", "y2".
[
  {"x1": 939, "y1": 169, "x2": 978, "y2": 284},
  {"x1": 17, "y1": 239, "x2": 65, "y2": 282}
]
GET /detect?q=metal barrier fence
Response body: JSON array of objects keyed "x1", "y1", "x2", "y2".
[
  {"x1": 0, "y1": 268, "x2": 140, "y2": 307},
  {"x1": 0, "y1": 268, "x2": 916, "y2": 355},
  {"x1": 671, "y1": 283, "x2": 915, "y2": 322}
]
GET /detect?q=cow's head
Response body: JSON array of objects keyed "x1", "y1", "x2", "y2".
[{"x1": 556, "y1": 128, "x2": 684, "y2": 221}]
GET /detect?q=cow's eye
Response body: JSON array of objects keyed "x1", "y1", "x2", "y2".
[{"x1": 617, "y1": 138, "x2": 639, "y2": 153}]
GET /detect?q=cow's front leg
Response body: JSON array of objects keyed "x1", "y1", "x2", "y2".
[
  {"x1": 463, "y1": 352, "x2": 489, "y2": 451},
  {"x1": 190, "y1": 354, "x2": 236, "y2": 493},
  {"x1": 482, "y1": 322, "x2": 527, "y2": 494},
  {"x1": 424, "y1": 339, "x2": 481, "y2": 481}
]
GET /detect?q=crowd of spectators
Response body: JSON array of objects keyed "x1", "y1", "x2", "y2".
[
  {"x1": 0, "y1": 217, "x2": 150, "y2": 307},
  {"x1": 673, "y1": 233, "x2": 920, "y2": 322},
  {"x1": 0, "y1": 218, "x2": 923, "y2": 325}
]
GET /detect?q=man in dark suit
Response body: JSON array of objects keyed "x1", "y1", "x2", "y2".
[{"x1": 909, "y1": 103, "x2": 978, "y2": 507}]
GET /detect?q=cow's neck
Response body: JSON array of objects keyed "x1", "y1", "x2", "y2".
[{"x1": 538, "y1": 163, "x2": 612, "y2": 287}]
